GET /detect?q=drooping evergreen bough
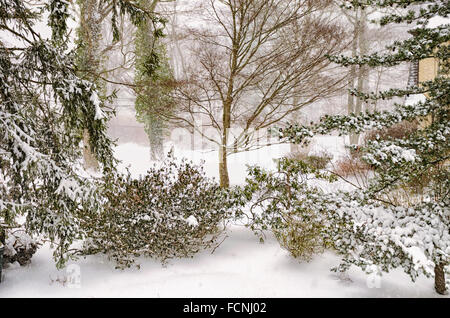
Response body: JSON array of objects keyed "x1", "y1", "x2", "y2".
[
  {"x1": 0, "y1": 0, "x2": 150, "y2": 267},
  {"x1": 279, "y1": 0, "x2": 449, "y2": 294}
]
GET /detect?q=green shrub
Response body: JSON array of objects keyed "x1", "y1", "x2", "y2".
[
  {"x1": 81, "y1": 153, "x2": 243, "y2": 269},
  {"x1": 241, "y1": 158, "x2": 337, "y2": 261},
  {"x1": 275, "y1": 212, "x2": 326, "y2": 261}
]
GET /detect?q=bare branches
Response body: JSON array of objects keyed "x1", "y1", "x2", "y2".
[
  {"x1": 172, "y1": 0, "x2": 347, "y2": 150},
  {"x1": 163, "y1": 0, "x2": 348, "y2": 186}
]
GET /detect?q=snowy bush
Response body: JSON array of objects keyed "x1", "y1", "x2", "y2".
[
  {"x1": 0, "y1": 0, "x2": 152, "y2": 268},
  {"x1": 81, "y1": 154, "x2": 244, "y2": 268},
  {"x1": 241, "y1": 158, "x2": 337, "y2": 261},
  {"x1": 242, "y1": 159, "x2": 449, "y2": 291},
  {"x1": 2, "y1": 229, "x2": 38, "y2": 266},
  {"x1": 314, "y1": 192, "x2": 450, "y2": 294},
  {"x1": 278, "y1": 0, "x2": 449, "y2": 294}
]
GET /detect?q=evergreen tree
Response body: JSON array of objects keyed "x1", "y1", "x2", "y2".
[
  {"x1": 279, "y1": 0, "x2": 449, "y2": 294},
  {"x1": 0, "y1": 0, "x2": 150, "y2": 267}
]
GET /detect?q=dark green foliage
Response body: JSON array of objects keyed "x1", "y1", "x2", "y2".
[
  {"x1": 81, "y1": 153, "x2": 244, "y2": 268},
  {"x1": 241, "y1": 158, "x2": 337, "y2": 261},
  {"x1": 0, "y1": 0, "x2": 157, "y2": 267},
  {"x1": 110, "y1": 0, "x2": 155, "y2": 42},
  {"x1": 278, "y1": 0, "x2": 449, "y2": 293},
  {"x1": 48, "y1": 0, "x2": 70, "y2": 43}
]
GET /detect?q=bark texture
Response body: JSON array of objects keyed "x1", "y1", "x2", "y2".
[{"x1": 434, "y1": 263, "x2": 448, "y2": 295}]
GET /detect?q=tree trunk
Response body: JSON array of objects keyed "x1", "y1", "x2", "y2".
[
  {"x1": 83, "y1": 129, "x2": 100, "y2": 171},
  {"x1": 434, "y1": 263, "x2": 448, "y2": 295},
  {"x1": 147, "y1": 117, "x2": 164, "y2": 161},
  {"x1": 220, "y1": 83, "x2": 232, "y2": 187},
  {"x1": 219, "y1": 145, "x2": 230, "y2": 188},
  {"x1": 348, "y1": 12, "x2": 359, "y2": 145},
  {"x1": 352, "y1": 9, "x2": 369, "y2": 146},
  {"x1": 79, "y1": 0, "x2": 101, "y2": 172},
  {"x1": 0, "y1": 227, "x2": 5, "y2": 245},
  {"x1": 290, "y1": 98, "x2": 300, "y2": 153}
]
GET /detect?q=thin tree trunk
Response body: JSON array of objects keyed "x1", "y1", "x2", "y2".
[
  {"x1": 220, "y1": 96, "x2": 231, "y2": 188},
  {"x1": 354, "y1": 9, "x2": 369, "y2": 145},
  {"x1": 0, "y1": 227, "x2": 5, "y2": 245},
  {"x1": 350, "y1": 8, "x2": 369, "y2": 146},
  {"x1": 290, "y1": 97, "x2": 300, "y2": 153},
  {"x1": 352, "y1": 72, "x2": 364, "y2": 145},
  {"x1": 83, "y1": 129, "x2": 100, "y2": 171},
  {"x1": 348, "y1": 10, "x2": 359, "y2": 145},
  {"x1": 219, "y1": 144, "x2": 230, "y2": 188},
  {"x1": 191, "y1": 129, "x2": 195, "y2": 151},
  {"x1": 83, "y1": 134, "x2": 99, "y2": 171},
  {"x1": 434, "y1": 263, "x2": 448, "y2": 295},
  {"x1": 220, "y1": 27, "x2": 235, "y2": 188}
]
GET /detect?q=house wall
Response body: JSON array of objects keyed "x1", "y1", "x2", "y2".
[
  {"x1": 417, "y1": 43, "x2": 448, "y2": 130},
  {"x1": 418, "y1": 57, "x2": 439, "y2": 84},
  {"x1": 417, "y1": 58, "x2": 436, "y2": 128}
]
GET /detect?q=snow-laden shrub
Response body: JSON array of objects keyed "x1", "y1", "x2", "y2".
[
  {"x1": 313, "y1": 191, "x2": 450, "y2": 294},
  {"x1": 242, "y1": 159, "x2": 449, "y2": 291},
  {"x1": 241, "y1": 158, "x2": 337, "y2": 261},
  {"x1": 2, "y1": 228, "x2": 38, "y2": 266},
  {"x1": 277, "y1": 0, "x2": 449, "y2": 294},
  {"x1": 0, "y1": 0, "x2": 151, "y2": 268},
  {"x1": 81, "y1": 154, "x2": 244, "y2": 269}
]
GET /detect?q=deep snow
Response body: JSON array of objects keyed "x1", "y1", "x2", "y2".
[
  {"x1": 0, "y1": 226, "x2": 441, "y2": 298},
  {"x1": 0, "y1": 140, "x2": 447, "y2": 298}
]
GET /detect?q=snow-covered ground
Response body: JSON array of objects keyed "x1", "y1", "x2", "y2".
[
  {"x1": 0, "y1": 226, "x2": 440, "y2": 298},
  {"x1": 114, "y1": 135, "x2": 349, "y2": 184},
  {"x1": 0, "y1": 140, "x2": 447, "y2": 298}
]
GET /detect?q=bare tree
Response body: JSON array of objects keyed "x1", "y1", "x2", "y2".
[{"x1": 169, "y1": 0, "x2": 347, "y2": 187}]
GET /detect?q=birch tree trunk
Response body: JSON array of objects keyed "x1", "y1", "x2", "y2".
[{"x1": 347, "y1": 8, "x2": 359, "y2": 145}]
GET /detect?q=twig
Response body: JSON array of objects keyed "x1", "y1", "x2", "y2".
[{"x1": 210, "y1": 234, "x2": 228, "y2": 254}]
